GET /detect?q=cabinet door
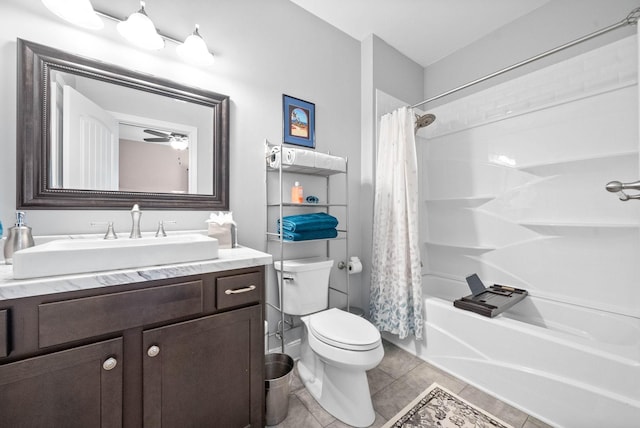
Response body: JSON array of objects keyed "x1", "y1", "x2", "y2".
[
  {"x1": 143, "y1": 305, "x2": 263, "y2": 428},
  {"x1": 0, "y1": 338, "x2": 123, "y2": 428}
]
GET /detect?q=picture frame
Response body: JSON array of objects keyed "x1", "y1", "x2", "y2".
[{"x1": 283, "y1": 94, "x2": 315, "y2": 148}]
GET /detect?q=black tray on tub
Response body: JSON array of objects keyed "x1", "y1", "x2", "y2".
[{"x1": 453, "y1": 274, "x2": 528, "y2": 318}]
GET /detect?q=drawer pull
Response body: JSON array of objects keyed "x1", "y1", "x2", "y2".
[
  {"x1": 102, "y1": 357, "x2": 118, "y2": 371},
  {"x1": 225, "y1": 285, "x2": 256, "y2": 295},
  {"x1": 147, "y1": 345, "x2": 160, "y2": 358}
]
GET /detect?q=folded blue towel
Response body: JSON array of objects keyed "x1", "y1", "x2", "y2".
[
  {"x1": 278, "y1": 212, "x2": 338, "y2": 232},
  {"x1": 283, "y1": 228, "x2": 338, "y2": 241}
]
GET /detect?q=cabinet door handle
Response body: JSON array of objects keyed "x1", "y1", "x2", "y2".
[
  {"x1": 225, "y1": 285, "x2": 256, "y2": 295},
  {"x1": 147, "y1": 345, "x2": 160, "y2": 358},
  {"x1": 102, "y1": 357, "x2": 118, "y2": 371}
]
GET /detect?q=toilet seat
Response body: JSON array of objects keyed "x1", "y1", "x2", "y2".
[{"x1": 308, "y1": 308, "x2": 381, "y2": 351}]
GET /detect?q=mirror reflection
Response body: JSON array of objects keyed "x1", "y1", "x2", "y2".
[
  {"x1": 18, "y1": 38, "x2": 229, "y2": 210},
  {"x1": 49, "y1": 70, "x2": 214, "y2": 195}
]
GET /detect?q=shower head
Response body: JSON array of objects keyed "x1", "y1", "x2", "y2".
[{"x1": 415, "y1": 113, "x2": 436, "y2": 131}]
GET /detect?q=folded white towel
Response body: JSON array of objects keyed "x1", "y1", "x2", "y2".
[
  {"x1": 287, "y1": 147, "x2": 315, "y2": 168},
  {"x1": 269, "y1": 145, "x2": 316, "y2": 169},
  {"x1": 267, "y1": 142, "x2": 346, "y2": 173},
  {"x1": 314, "y1": 152, "x2": 346, "y2": 172},
  {"x1": 269, "y1": 146, "x2": 289, "y2": 169}
]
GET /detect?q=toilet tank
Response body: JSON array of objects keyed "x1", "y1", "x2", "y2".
[{"x1": 274, "y1": 257, "x2": 334, "y2": 315}]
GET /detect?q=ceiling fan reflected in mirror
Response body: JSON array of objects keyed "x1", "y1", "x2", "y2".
[{"x1": 143, "y1": 129, "x2": 189, "y2": 150}]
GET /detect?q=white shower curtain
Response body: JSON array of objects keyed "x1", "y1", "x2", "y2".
[{"x1": 370, "y1": 106, "x2": 423, "y2": 339}]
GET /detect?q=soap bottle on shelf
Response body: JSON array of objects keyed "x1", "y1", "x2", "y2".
[
  {"x1": 291, "y1": 181, "x2": 303, "y2": 203},
  {"x1": 3, "y1": 211, "x2": 35, "y2": 265}
]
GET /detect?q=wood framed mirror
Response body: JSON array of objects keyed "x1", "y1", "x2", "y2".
[{"x1": 17, "y1": 38, "x2": 229, "y2": 210}]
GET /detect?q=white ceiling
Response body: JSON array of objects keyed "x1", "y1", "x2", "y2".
[{"x1": 289, "y1": 0, "x2": 550, "y2": 67}]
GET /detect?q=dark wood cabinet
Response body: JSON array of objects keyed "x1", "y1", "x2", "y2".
[
  {"x1": 143, "y1": 305, "x2": 263, "y2": 428},
  {"x1": 0, "y1": 266, "x2": 265, "y2": 428},
  {"x1": 0, "y1": 309, "x2": 7, "y2": 358},
  {"x1": 0, "y1": 337, "x2": 123, "y2": 428}
]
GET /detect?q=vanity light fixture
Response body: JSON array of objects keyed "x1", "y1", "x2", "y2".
[
  {"x1": 176, "y1": 25, "x2": 215, "y2": 66},
  {"x1": 116, "y1": 1, "x2": 164, "y2": 50},
  {"x1": 41, "y1": 0, "x2": 103, "y2": 30},
  {"x1": 41, "y1": 0, "x2": 215, "y2": 66}
]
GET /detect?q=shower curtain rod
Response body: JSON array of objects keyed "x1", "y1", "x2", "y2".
[{"x1": 411, "y1": 6, "x2": 640, "y2": 110}]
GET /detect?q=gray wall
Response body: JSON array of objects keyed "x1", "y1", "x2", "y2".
[
  {"x1": 424, "y1": 0, "x2": 639, "y2": 106},
  {"x1": 0, "y1": 0, "x2": 361, "y2": 253},
  {"x1": 0, "y1": 0, "x2": 362, "y2": 344}
]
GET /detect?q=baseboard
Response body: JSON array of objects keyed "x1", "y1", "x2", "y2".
[{"x1": 267, "y1": 338, "x2": 301, "y2": 360}]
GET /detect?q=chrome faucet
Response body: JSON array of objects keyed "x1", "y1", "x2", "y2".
[
  {"x1": 130, "y1": 204, "x2": 142, "y2": 238},
  {"x1": 155, "y1": 220, "x2": 176, "y2": 237},
  {"x1": 91, "y1": 221, "x2": 118, "y2": 239}
]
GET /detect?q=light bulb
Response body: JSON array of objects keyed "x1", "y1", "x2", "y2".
[
  {"x1": 170, "y1": 137, "x2": 189, "y2": 151},
  {"x1": 41, "y1": 0, "x2": 103, "y2": 30},
  {"x1": 117, "y1": 1, "x2": 164, "y2": 50},
  {"x1": 177, "y1": 25, "x2": 214, "y2": 66}
]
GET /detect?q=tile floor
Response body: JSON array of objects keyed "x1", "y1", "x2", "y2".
[{"x1": 268, "y1": 340, "x2": 554, "y2": 428}]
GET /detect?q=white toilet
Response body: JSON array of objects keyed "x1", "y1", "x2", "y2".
[{"x1": 274, "y1": 257, "x2": 384, "y2": 427}]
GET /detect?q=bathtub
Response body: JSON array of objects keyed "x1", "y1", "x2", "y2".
[{"x1": 384, "y1": 276, "x2": 640, "y2": 428}]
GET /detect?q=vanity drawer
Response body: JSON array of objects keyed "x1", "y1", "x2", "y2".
[
  {"x1": 0, "y1": 310, "x2": 7, "y2": 358},
  {"x1": 216, "y1": 272, "x2": 263, "y2": 310},
  {"x1": 39, "y1": 281, "x2": 203, "y2": 348}
]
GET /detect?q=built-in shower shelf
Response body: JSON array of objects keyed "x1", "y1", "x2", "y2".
[
  {"x1": 424, "y1": 241, "x2": 495, "y2": 252},
  {"x1": 518, "y1": 151, "x2": 638, "y2": 175},
  {"x1": 425, "y1": 195, "x2": 495, "y2": 208},
  {"x1": 519, "y1": 221, "x2": 640, "y2": 233},
  {"x1": 425, "y1": 271, "x2": 468, "y2": 283}
]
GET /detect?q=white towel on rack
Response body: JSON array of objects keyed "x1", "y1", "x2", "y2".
[
  {"x1": 269, "y1": 146, "x2": 316, "y2": 169},
  {"x1": 314, "y1": 152, "x2": 346, "y2": 172},
  {"x1": 286, "y1": 147, "x2": 315, "y2": 167},
  {"x1": 268, "y1": 146, "x2": 283, "y2": 168}
]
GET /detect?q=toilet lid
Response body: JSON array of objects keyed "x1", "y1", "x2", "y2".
[{"x1": 309, "y1": 308, "x2": 381, "y2": 351}]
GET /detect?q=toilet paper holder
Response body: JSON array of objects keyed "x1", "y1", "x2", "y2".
[{"x1": 338, "y1": 256, "x2": 362, "y2": 274}]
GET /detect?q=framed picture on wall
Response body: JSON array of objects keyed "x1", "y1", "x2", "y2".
[{"x1": 283, "y1": 94, "x2": 315, "y2": 148}]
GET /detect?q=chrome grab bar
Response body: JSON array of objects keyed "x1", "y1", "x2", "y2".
[{"x1": 605, "y1": 180, "x2": 640, "y2": 201}]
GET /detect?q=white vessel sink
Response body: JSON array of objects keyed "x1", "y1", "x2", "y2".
[{"x1": 12, "y1": 234, "x2": 219, "y2": 279}]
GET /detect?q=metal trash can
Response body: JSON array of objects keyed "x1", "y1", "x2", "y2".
[{"x1": 265, "y1": 353, "x2": 294, "y2": 426}]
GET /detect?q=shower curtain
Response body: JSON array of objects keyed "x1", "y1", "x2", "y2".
[{"x1": 370, "y1": 106, "x2": 423, "y2": 339}]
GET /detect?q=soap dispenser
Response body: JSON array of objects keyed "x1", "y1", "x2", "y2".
[
  {"x1": 3, "y1": 212, "x2": 35, "y2": 265},
  {"x1": 291, "y1": 181, "x2": 303, "y2": 203}
]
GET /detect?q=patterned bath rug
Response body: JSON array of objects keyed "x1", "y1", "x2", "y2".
[{"x1": 382, "y1": 383, "x2": 514, "y2": 428}]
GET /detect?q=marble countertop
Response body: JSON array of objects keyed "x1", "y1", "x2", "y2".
[{"x1": 0, "y1": 246, "x2": 272, "y2": 301}]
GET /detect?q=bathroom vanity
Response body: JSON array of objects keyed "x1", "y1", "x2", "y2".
[{"x1": 0, "y1": 246, "x2": 271, "y2": 428}]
